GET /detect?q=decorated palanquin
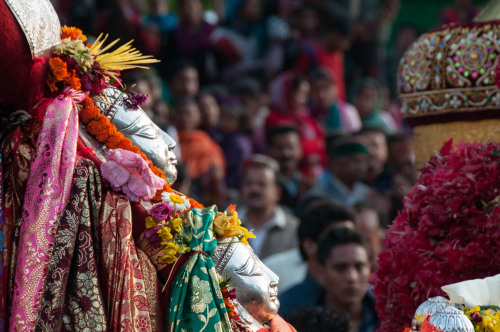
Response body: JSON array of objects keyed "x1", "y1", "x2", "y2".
[
  {"x1": 398, "y1": 6, "x2": 500, "y2": 168},
  {"x1": 370, "y1": 2, "x2": 500, "y2": 332},
  {"x1": 0, "y1": 0, "x2": 296, "y2": 331}
]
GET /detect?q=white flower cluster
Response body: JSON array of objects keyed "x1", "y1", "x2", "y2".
[{"x1": 57, "y1": 38, "x2": 95, "y2": 72}]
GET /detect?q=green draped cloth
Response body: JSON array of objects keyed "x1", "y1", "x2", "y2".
[{"x1": 166, "y1": 206, "x2": 232, "y2": 332}]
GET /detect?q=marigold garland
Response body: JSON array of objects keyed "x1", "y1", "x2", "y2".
[
  {"x1": 47, "y1": 57, "x2": 81, "y2": 92},
  {"x1": 61, "y1": 26, "x2": 87, "y2": 42}
]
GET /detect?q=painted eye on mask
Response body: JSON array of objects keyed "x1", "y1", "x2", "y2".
[
  {"x1": 235, "y1": 255, "x2": 264, "y2": 277},
  {"x1": 119, "y1": 121, "x2": 159, "y2": 139}
]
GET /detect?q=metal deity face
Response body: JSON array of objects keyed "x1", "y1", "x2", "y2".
[
  {"x1": 213, "y1": 238, "x2": 280, "y2": 325},
  {"x1": 93, "y1": 87, "x2": 178, "y2": 184}
]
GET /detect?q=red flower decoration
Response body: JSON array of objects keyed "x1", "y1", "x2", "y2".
[{"x1": 371, "y1": 140, "x2": 500, "y2": 332}]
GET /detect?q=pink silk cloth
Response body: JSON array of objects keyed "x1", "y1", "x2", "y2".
[
  {"x1": 99, "y1": 191, "x2": 162, "y2": 331},
  {"x1": 9, "y1": 91, "x2": 82, "y2": 330}
]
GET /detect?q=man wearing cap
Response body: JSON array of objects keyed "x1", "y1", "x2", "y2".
[
  {"x1": 304, "y1": 137, "x2": 372, "y2": 206},
  {"x1": 238, "y1": 154, "x2": 299, "y2": 259}
]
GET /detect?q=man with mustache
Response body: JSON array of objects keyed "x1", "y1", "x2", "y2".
[{"x1": 238, "y1": 154, "x2": 299, "y2": 259}]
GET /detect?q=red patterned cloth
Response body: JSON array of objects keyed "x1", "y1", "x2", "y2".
[{"x1": 98, "y1": 190, "x2": 162, "y2": 331}]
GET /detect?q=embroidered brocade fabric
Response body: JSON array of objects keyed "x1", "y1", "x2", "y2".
[
  {"x1": 1, "y1": 126, "x2": 36, "y2": 331},
  {"x1": 35, "y1": 158, "x2": 106, "y2": 331}
]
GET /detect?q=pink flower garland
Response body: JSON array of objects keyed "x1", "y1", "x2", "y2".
[{"x1": 371, "y1": 140, "x2": 500, "y2": 332}]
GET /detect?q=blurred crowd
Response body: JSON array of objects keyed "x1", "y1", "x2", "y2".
[{"x1": 52, "y1": 0, "x2": 482, "y2": 330}]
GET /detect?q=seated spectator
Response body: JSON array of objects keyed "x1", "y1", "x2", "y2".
[
  {"x1": 305, "y1": 138, "x2": 372, "y2": 207},
  {"x1": 387, "y1": 134, "x2": 417, "y2": 221},
  {"x1": 310, "y1": 67, "x2": 361, "y2": 134},
  {"x1": 231, "y1": 77, "x2": 269, "y2": 154},
  {"x1": 196, "y1": 88, "x2": 221, "y2": 138},
  {"x1": 317, "y1": 228, "x2": 379, "y2": 332},
  {"x1": 218, "y1": 99, "x2": 253, "y2": 197},
  {"x1": 267, "y1": 125, "x2": 314, "y2": 209},
  {"x1": 358, "y1": 127, "x2": 391, "y2": 189},
  {"x1": 358, "y1": 127, "x2": 393, "y2": 215},
  {"x1": 294, "y1": 18, "x2": 352, "y2": 101},
  {"x1": 162, "y1": 0, "x2": 216, "y2": 84},
  {"x1": 212, "y1": 0, "x2": 268, "y2": 82},
  {"x1": 266, "y1": 71, "x2": 326, "y2": 178},
  {"x1": 350, "y1": 78, "x2": 397, "y2": 133},
  {"x1": 144, "y1": 0, "x2": 179, "y2": 34},
  {"x1": 164, "y1": 59, "x2": 200, "y2": 101},
  {"x1": 285, "y1": 306, "x2": 350, "y2": 332},
  {"x1": 276, "y1": 200, "x2": 355, "y2": 315},
  {"x1": 238, "y1": 155, "x2": 299, "y2": 259},
  {"x1": 173, "y1": 96, "x2": 226, "y2": 206},
  {"x1": 291, "y1": 2, "x2": 322, "y2": 44},
  {"x1": 353, "y1": 203, "x2": 385, "y2": 269}
]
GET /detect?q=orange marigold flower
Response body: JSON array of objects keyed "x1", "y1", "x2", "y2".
[
  {"x1": 106, "y1": 132, "x2": 126, "y2": 149},
  {"x1": 61, "y1": 25, "x2": 87, "y2": 42},
  {"x1": 129, "y1": 145, "x2": 141, "y2": 154},
  {"x1": 96, "y1": 122, "x2": 114, "y2": 142},
  {"x1": 79, "y1": 105, "x2": 100, "y2": 124},
  {"x1": 151, "y1": 166, "x2": 167, "y2": 180},
  {"x1": 86, "y1": 118, "x2": 105, "y2": 137},
  {"x1": 82, "y1": 96, "x2": 94, "y2": 108},
  {"x1": 49, "y1": 57, "x2": 69, "y2": 81},
  {"x1": 66, "y1": 70, "x2": 81, "y2": 90},
  {"x1": 189, "y1": 198, "x2": 204, "y2": 209},
  {"x1": 120, "y1": 138, "x2": 133, "y2": 151},
  {"x1": 47, "y1": 75, "x2": 59, "y2": 92}
]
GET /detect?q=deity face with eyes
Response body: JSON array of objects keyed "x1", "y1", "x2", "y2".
[
  {"x1": 213, "y1": 237, "x2": 280, "y2": 326},
  {"x1": 92, "y1": 87, "x2": 178, "y2": 184}
]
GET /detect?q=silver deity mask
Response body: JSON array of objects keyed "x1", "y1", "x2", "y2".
[
  {"x1": 213, "y1": 237, "x2": 280, "y2": 325},
  {"x1": 92, "y1": 87, "x2": 178, "y2": 184}
]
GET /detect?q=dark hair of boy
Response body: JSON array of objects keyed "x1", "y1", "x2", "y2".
[
  {"x1": 317, "y1": 228, "x2": 366, "y2": 265},
  {"x1": 298, "y1": 200, "x2": 355, "y2": 260},
  {"x1": 266, "y1": 125, "x2": 299, "y2": 147}
]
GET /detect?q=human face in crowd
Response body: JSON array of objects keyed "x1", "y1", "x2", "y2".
[
  {"x1": 311, "y1": 77, "x2": 337, "y2": 109},
  {"x1": 269, "y1": 132, "x2": 302, "y2": 177},
  {"x1": 390, "y1": 141, "x2": 417, "y2": 184},
  {"x1": 359, "y1": 131, "x2": 388, "y2": 180},
  {"x1": 178, "y1": 0, "x2": 203, "y2": 26},
  {"x1": 219, "y1": 109, "x2": 239, "y2": 134},
  {"x1": 197, "y1": 94, "x2": 220, "y2": 128},
  {"x1": 241, "y1": 167, "x2": 280, "y2": 212},
  {"x1": 175, "y1": 102, "x2": 201, "y2": 131},
  {"x1": 355, "y1": 209, "x2": 382, "y2": 267},
  {"x1": 238, "y1": 0, "x2": 261, "y2": 23},
  {"x1": 134, "y1": 79, "x2": 155, "y2": 109},
  {"x1": 290, "y1": 81, "x2": 310, "y2": 111},
  {"x1": 333, "y1": 153, "x2": 369, "y2": 187},
  {"x1": 354, "y1": 85, "x2": 377, "y2": 118},
  {"x1": 298, "y1": 8, "x2": 319, "y2": 36},
  {"x1": 170, "y1": 67, "x2": 199, "y2": 98},
  {"x1": 322, "y1": 243, "x2": 370, "y2": 308}
]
